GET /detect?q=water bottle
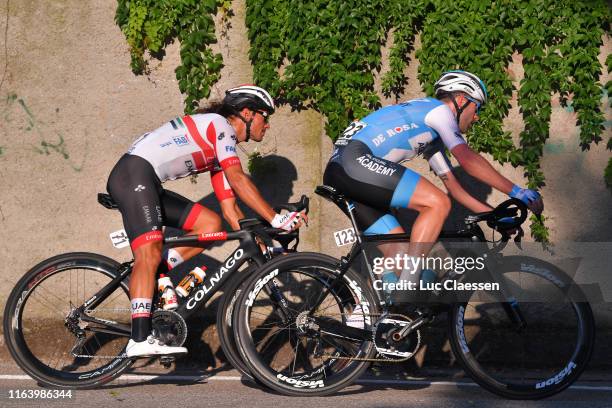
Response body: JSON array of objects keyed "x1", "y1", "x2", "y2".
[
  {"x1": 158, "y1": 274, "x2": 178, "y2": 310},
  {"x1": 176, "y1": 266, "x2": 207, "y2": 297}
]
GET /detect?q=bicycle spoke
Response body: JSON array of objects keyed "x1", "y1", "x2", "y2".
[
  {"x1": 290, "y1": 335, "x2": 301, "y2": 376},
  {"x1": 24, "y1": 292, "x2": 69, "y2": 318}
]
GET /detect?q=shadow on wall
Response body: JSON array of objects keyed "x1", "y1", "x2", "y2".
[
  {"x1": 158, "y1": 154, "x2": 298, "y2": 373},
  {"x1": 196, "y1": 154, "x2": 299, "y2": 224},
  {"x1": 545, "y1": 151, "x2": 612, "y2": 242}
]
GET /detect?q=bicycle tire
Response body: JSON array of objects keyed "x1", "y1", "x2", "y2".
[
  {"x1": 3, "y1": 252, "x2": 133, "y2": 388},
  {"x1": 216, "y1": 263, "x2": 258, "y2": 379},
  {"x1": 234, "y1": 252, "x2": 379, "y2": 396},
  {"x1": 448, "y1": 257, "x2": 595, "y2": 399}
]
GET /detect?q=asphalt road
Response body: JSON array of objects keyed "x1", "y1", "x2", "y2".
[{"x1": 1, "y1": 366, "x2": 611, "y2": 408}]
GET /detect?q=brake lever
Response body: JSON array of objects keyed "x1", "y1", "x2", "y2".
[
  {"x1": 274, "y1": 195, "x2": 310, "y2": 214},
  {"x1": 514, "y1": 227, "x2": 524, "y2": 248}
]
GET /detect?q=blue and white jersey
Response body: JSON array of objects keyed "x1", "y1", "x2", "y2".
[{"x1": 335, "y1": 97, "x2": 466, "y2": 175}]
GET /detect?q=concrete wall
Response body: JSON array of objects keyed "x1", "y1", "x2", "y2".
[{"x1": 0, "y1": 1, "x2": 610, "y2": 363}]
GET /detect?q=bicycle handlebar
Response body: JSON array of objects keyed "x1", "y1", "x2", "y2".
[
  {"x1": 465, "y1": 199, "x2": 527, "y2": 228},
  {"x1": 237, "y1": 195, "x2": 310, "y2": 251},
  {"x1": 464, "y1": 198, "x2": 528, "y2": 244}
]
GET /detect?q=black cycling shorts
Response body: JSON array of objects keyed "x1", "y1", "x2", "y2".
[
  {"x1": 323, "y1": 140, "x2": 421, "y2": 232},
  {"x1": 106, "y1": 154, "x2": 206, "y2": 251}
]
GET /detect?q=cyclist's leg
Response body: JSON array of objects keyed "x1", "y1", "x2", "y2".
[
  {"x1": 130, "y1": 240, "x2": 163, "y2": 340},
  {"x1": 325, "y1": 142, "x2": 437, "y2": 276},
  {"x1": 358, "y1": 209, "x2": 410, "y2": 296},
  {"x1": 356, "y1": 206, "x2": 404, "y2": 263},
  {"x1": 160, "y1": 189, "x2": 223, "y2": 269},
  {"x1": 392, "y1": 174, "x2": 450, "y2": 243},
  {"x1": 389, "y1": 171, "x2": 450, "y2": 274},
  {"x1": 387, "y1": 171, "x2": 450, "y2": 287},
  {"x1": 107, "y1": 155, "x2": 186, "y2": 356}
]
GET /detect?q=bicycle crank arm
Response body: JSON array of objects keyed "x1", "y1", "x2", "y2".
[
  {"x1": 70, "y1": 336, "x2": 87, "y2": 357},
  {"x1": 393, "y1": 315, "x2": 431, "y2": 342}
]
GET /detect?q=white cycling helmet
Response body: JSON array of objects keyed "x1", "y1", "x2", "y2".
[
  {"x1": 434, "y1": 70, "x2": 488, "y2": 105},
  {"x1": 223, "y1": 84, "x2": 276, "y2": 114}
]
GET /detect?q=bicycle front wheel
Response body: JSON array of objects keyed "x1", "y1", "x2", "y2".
[
  {"x1": 216, "y1": 263, "x2": 259, "y2": 379},
  {"x1": 448, "y1": 257, "x2": 595, "y2": 399},
  {"x1": 3, "y1": 253, "x2": 133, "y2": 388},
  {"x1": 234, "y1": 252, "x2": 379, "y2": 396}
]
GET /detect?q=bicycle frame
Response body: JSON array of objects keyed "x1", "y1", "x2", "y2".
[
  {"x1": 296, "y1": 194, "x2": 526, "y2": 343},
  {"x1": 309, "y1": 198, "x2": 486, "y2": 310},
  {"x1": 77, "y1": 229, "x2": 268, "y2": 337}
]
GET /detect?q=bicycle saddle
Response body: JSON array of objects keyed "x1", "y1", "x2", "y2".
[
  {"x1": 97, "y1": 193, "x2": 118, "y2": 210},
  {"x1": 315, "y1": 185, "x2": 349, "y2": 209}
]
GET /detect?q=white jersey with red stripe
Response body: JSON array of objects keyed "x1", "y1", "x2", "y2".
[{"x1": 127, "y1": 113, "x2": 239, "y2": 200}]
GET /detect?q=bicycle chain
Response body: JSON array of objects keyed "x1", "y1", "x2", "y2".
[
  {"x1": 68, "y1": 308, "x2": 133, "y2": 360},
  {"x1": 71, "y1": 353, "x2": 129, "y2": 359}
]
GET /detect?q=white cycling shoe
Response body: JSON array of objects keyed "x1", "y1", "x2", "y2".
[{"x1": 125, "y1": 335, "x2": 188, "y2": 358}]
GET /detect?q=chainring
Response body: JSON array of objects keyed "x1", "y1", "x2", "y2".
[
  {"x1": 152, "y1": 310, "x2": 188, "y2": 347},
  {"x1": 373, "y1": 313, "x2": 421, "y2": 361},
  {"x1": 316, "y1": 311, "x2": 423, "y2": 363}
]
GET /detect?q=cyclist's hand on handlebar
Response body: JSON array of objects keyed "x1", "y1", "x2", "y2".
[
  {"x1": 509, "y1": 185, "x2": 543, "y2": 215},
  {"x1": 271, "y1": 211, "x2": 307, "y2": 232}
]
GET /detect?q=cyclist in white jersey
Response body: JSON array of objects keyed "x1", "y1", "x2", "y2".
[
  {"x1": 106, "y1": 85, "x2": 305, "y2": 357},
  {"x1": 324, "y1": 71, "x2": 543, "y2": 289}
]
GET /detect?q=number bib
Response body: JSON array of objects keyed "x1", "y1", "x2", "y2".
[{"x1": 335, "y1": 120, "x2": 367, "y2": 146}]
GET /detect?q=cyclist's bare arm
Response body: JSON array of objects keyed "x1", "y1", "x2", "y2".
[
  {"x1": 223, "y1": 165, "x2": 277, "y2": 223},
  {"x1": 450, "y1": 144, "x2": 514, "y2": 194},
  {"x1": 219, "y1": 197, "x2": 246, "y2": 231},
  {"x1": 438, "y1": 170, "x2": 492, "y2": 213}
]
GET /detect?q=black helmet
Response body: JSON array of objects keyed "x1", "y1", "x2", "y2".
[{"x1": 223, "y1": 85, "x2": 275, "y2": 114}]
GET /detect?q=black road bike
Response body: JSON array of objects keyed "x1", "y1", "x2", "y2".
[
  {"x1": 3, "y1": 193, "x2": 308, "y2": 388},
  {"x1": 232, "y1": 185, "x2": 595, "y2": 399}
]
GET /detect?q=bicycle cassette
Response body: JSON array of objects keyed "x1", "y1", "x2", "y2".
[
  {"x1": 152, "y1": 310, "x2": 188, "y2": 347},
  {"x1": 373, "y1": 314, "x2": 421, "y2": 361}
]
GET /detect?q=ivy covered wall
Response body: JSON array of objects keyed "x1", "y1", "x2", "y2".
[{"x1": 115, "y1": 0, "x2": 610, "y2": 240}]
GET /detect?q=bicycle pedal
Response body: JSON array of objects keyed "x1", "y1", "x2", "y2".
[{"x1": 160, "y1": 356, "x2": 175, "y2": 368}]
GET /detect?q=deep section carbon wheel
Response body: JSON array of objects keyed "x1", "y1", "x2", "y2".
[
  {"x1": 3, "y1": 253, "x2": 133, "y2": 388},
  {"x1": 234, "y1": 252, "x2": 380, "y2": 396}
]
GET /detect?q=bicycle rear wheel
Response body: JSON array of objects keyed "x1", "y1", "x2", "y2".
[
  {"x1": 234, "y1": 252, "x2": 379, "y2": 396},
  {"x1": 448, "y1": 257, "x2": 595, "y2": 399},
  {"x1": 3, "y1": 253, "x2": 133, "y2": 388}
]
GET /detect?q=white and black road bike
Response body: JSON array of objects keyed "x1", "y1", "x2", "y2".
[{"x1": 3, "y1": 193, "x2": 308, "y2": 388}]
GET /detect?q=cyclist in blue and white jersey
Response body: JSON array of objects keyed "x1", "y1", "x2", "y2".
[{"x1": 324, "y1": 71, "x2": 543, "y2": 282}]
